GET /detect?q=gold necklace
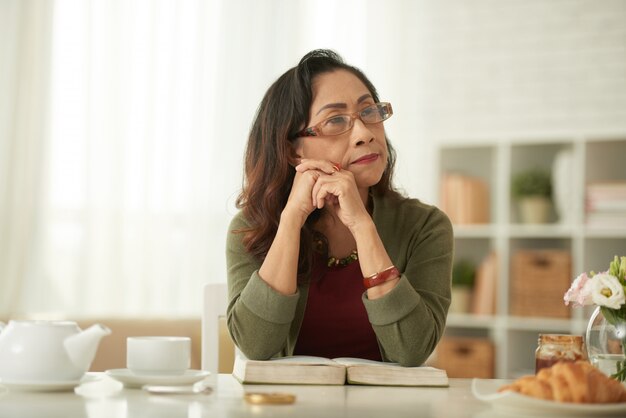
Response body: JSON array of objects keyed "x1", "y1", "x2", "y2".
[
  {"x1": 312, "y1": 231, "x2": 358, "y2": 268},
  {"x1": 327, "y1": 249, "x2": 358, "y2": 268}
]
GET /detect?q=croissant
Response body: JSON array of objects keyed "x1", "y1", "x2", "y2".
[{"x1": 498, "y1": 361, "x2": 626, "y2": 403}]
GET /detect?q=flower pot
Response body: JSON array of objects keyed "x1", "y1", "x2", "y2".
[
  {"x1": 450, "y1": 286, "x2": 472, "y2": 313},
  {"x1": 518, "y1": 196, "x2": 551, "y2": 224},
  {"x1": 586, "y1": 306, "x2": 626, "y2": 380}
]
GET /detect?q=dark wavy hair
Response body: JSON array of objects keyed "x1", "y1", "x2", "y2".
[{"x1": 236, "y1": 49, "x2": 402, "y2": 277}]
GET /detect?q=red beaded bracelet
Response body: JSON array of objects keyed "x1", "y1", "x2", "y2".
[{"x1": 362, "y1": 266, "x2": 400, "y2": 289}]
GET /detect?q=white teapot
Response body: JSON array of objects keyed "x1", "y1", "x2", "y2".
[{"x1": 0, "y1": 320, "x2": 111, "y2": 382}]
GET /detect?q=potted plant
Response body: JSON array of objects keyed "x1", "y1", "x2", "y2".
[
  {"x1": 511, "y1": 168, "x2": 553, "y2": 224},
  {"x1": 450, "y1": 259, "x2": 476, "y2": 313}
]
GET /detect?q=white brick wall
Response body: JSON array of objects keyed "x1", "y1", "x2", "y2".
[{"x1": 419, "y1": 0, "x2": 626, "y2": 137}]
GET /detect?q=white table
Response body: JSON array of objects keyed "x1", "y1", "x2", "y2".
[{"x1": 0, "y1": 374, "x2": 504, "y2": 418}]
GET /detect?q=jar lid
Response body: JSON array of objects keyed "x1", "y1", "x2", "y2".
[{"x1": 538, "y1": 334, "x2": 583, "y2": 344}]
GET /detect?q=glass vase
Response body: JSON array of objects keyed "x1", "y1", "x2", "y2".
[{"x1": 585, "y1": 306, "x2": 626, "y2": 381}]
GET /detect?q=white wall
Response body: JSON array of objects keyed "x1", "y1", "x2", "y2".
[{"x1": 407, "y1": 0, "x2": 626, "y2": 203}]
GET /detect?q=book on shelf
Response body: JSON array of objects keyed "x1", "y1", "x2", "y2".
[
  {"x1": 586, "y1": 181, "x2": 626, "y2": 197},
  {"x1": 587, "y1": 200, "x2": 626, "y2": 212},
  {"x1": 232, "y1": 352, "x2": 449, "y2": 387},
  {"x1": 586, "y1": 182, "x2": 626, "y2": 227},
  {"x1": 440, "y1": 173, "x2": 490, "y2": 225},
  {"x1": 471, "y1": 251, "x2": 497, "y2": 315}
]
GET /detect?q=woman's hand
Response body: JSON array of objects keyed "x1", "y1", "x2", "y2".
[
  {"x1": 283, "y1": 160, "x2": 336, "y2": 227},
  {"x1": 295, "y1": 159, "x2": 370, "y2": 232}
]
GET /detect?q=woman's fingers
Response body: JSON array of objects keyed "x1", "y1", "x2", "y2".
[
  {"x1": 311, "y1": 171, "x2": 353, "y2": 209},
  {"x1": 310, "y1": 170, "x2": 344, "y2": 208},
  {"x1": 311, "y1": 174, "x2": 325, "y2": 207},
  {"x1": 295, "y1": 159, "x2": 341, "y2": 175},
  {"x1": 315, "y1": 186, "x2": 340, "y2": 209},
  {"x1": 298, "y1": 165, "x2": 359, "y2": 214},
  {"x1": 285, "y1": 169, "x2": 322, "y2": 218}
]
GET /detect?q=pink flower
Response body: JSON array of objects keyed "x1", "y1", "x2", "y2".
[{"x1": 564, "y1": 272, "x2": 593, "y2": 306}]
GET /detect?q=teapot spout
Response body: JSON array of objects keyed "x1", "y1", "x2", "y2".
[{"x1": 64, "y1": 324, "x2": 111, "y2": 372}]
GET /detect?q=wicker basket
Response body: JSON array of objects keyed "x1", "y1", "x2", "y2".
[
  {"x1": 510, "y1": 250, "x2": 572, "y2": 318},
  {"x1": 434, "y1": 337, "x2": 495, "y2": 378}
]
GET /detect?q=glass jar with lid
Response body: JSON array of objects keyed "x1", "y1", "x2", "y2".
[{"x1": 535, "y1": 334, "x2": 587, "y2": 373}]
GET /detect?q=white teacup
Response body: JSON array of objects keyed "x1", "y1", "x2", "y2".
[{"x1": 127, "y1": 336, "x2": 191, "y2": 376}]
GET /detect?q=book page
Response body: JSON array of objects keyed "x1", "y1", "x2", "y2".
[
  {"x1": 332, "y1": 357, "x2": 399, "y2": 367},
  {"x1": 331, "y1": 358, "x2": 448, "y2": 386},
  {"x1": 332, "y1": 358, "x2": 444, "y2": 373},
  {"x1": 260, "y1": 356, "x2": 343, "y2": 367},
  {"x1": 233, "y1": 353, "x2": 346, "y2": 385}
]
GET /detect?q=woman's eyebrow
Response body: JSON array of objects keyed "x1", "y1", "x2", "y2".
[
  {"x1": 315, "y1": 102, "x2": 346, "y2": 115},
  {"x1": 315, "y1": 94, "x2": 373, "y2": 115},
  {"x1": 357, "y1": 93, "x2": 373, "y2": 103}
]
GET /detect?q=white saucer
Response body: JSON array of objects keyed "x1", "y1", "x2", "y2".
[
  {"x1": 0, "y1": 373, "x2": 101, "y2": 392},
  {"x1": 105, "y1": 369, "x2": 210, "y2": 388}
]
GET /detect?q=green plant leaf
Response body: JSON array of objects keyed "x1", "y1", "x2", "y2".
[
  {"x1": 609, "y1": 255, "x2": 620, "y2": 277},
  {"x1": 511, "y1": 169, "x2": 552, "y2": 199},
  {"x1": 600, "y1": 306, "x2": 621, "y2": 327},
  {"x1": 452, "y1": 259, "x2": 476, "y2": 287}
]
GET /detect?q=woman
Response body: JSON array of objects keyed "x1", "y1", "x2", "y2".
[{"x1": 226, "y1": 49, "x2": 453, "y2": 366}]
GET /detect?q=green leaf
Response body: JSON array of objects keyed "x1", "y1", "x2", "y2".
[
  {"x1": 609, "y1": 255, "x2": 620, "y2": 277},
  {"x1": 511, "y1": 169, "x2": 552, "y2": 198},
  {"x1": 452, "y1": 259, "x2": 475, "y2": 287},
  {"x1": 601, "y1": 306, "x2": 622, "y2": 327},
  {"x1": 610, "y1": 341, "x2": 626, "y2": 382}
]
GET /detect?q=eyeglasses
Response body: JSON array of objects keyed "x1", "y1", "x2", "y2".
[{"x1": 292, "y1": 102, "x2": 393, "y2": 139}]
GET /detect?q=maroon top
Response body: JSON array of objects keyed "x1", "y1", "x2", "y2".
[{"x1": 293, "y1": 260, "x2": 382, "y2": 361}]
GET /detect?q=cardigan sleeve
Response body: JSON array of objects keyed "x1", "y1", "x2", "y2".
[
  {"x1": 362, "y1": 201, "x2": 453, "y2": 366},
  {"x1": 225, "y1": 213, "x2": 300, "y2": 360}
]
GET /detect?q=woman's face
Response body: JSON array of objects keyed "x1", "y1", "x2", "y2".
[{"x1": 293, "y1": 69, "x2": 389, "y2": 190}]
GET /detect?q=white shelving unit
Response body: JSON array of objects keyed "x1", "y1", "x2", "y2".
[{"x1": 437, "y1": 132, "x2": 626, "y2": 378}]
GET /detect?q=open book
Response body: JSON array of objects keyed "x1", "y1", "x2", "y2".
[{"x1": 232, "y1": 353, "x2": 449, "y2": 387}]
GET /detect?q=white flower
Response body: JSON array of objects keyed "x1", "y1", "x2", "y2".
[{"x1": 591, "y1": 273, "x2": 626, "y2": 310}]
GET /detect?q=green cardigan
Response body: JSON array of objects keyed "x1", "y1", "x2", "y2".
[{"x1": 226, "y1": 194, "x2": 453, "y2": 366}]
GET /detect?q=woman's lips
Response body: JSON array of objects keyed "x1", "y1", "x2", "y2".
[{"x1": 351, "y1": 153, "x2": 379, "y2": 164}]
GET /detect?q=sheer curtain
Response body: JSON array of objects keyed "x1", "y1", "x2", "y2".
[
  {"x1": 19, "y1": 0, "x2": 228, "y2": 316},
  {"x1": 0, "y1": 0, "x2": 53, "y2": 317},
  {"x1": 3, "y1": 0, "x2": 425, "y2": 317}
]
